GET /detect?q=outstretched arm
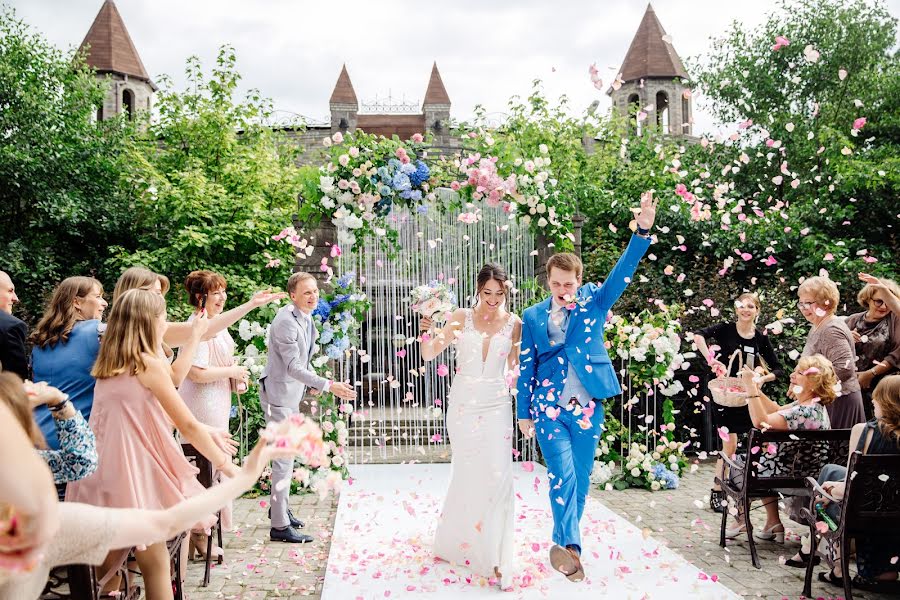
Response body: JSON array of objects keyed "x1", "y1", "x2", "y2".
[
  {"x1": 164, "y1": 291, "x2": 286, "y2": 348},
  {"x1": 590, "y1": 191, "x2": 656, "y2": 311}
]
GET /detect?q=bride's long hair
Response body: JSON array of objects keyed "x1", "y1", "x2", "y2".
[{"x1": 472, "y1": 263, "x2": 510, "y2": 309}]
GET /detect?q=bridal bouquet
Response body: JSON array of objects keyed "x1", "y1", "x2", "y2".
[{"x1": 409, "y1": 281, "x2": 456, "y2": 324}]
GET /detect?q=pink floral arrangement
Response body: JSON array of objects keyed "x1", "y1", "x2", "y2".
[{"x1": 459, "y1": 154, "x2": 517, "y2": 207}]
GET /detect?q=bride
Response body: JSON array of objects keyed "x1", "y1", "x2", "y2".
[{"x1": 418, "y1": 263, "x2": 521, "y2": 589}]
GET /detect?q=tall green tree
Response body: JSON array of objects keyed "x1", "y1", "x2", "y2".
[
  {"x1": 110, "y1": 46, "x2": 301, "y2": 319},
  {"x1": 0, "y1": 7, "x2": 137, "y2": 320}
]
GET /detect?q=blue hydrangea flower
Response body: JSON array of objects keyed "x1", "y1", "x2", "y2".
[
  {"x1": 400, "y1": 162, "x2": 416, "y2": 175},
  {"x1": 387, "y1": 158, "x2": 401, "y2": 172},
  {"x1": 229, "y1": 405, "x2": 238, "y2": 419},
  {"x1": 337, "y1": 272, "x2": 354, "y2": 288},
  {"x1": 319, "y1": 329, "x2": 334, "y2": 344},
  {"x1": 326, "y1": 345, "x2": 343, "y2": 359},
  {"x1": 336, "y1": 336, "x2": 350, "y2": 351},
  {"x1": 416, "y1": 204, "x2": 429, "y2": 214},
  {"x1": 409, "y1": 160, "x2": 430, "y2": 186},
  {"x1": 377, "y1": 166, "x2": 390, "y2": 180},
  {"x1": 312, "y1": 299, "x2": 331, "y2": 321},
  {"x1": 651, "y1": 463, "x2": 680, "y2": 489},
  {"x1": 391, "y1": 172, "x2": 411, "y2": 192}
]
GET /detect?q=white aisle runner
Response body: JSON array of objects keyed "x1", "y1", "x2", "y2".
[{"x1": 321, "y1": 463, "x2": 738, "y2": 599}]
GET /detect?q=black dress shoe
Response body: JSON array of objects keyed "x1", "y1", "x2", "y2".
[
  {"x1": 270, "y1": 526, "x2": 313, "y2": 544},
  {"x1": 268, "y1": 507, "x2": 304, "y2": 528}
]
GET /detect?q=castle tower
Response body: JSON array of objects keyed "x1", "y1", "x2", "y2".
[
  {"x1": 79, "y1": 0, "x2": 156, "y2": 122},
  {"x1": 608, "y1": 4, "x2": 692, "y2": 136},
  {"x1": 422, "y1": 62, "x2": 451, "y2": 142},
  {"x1": 329, "y1": 64, "x2": 359, "y2": 134}
]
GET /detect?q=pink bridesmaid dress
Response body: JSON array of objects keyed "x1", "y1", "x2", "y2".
[{"x1": 66, "y1": 373, "x2": 205, "y2": 513}]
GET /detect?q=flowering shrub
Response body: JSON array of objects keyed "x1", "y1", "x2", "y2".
[{"x1": 605, "y1": 305, "x2": 685, "y2": 391}]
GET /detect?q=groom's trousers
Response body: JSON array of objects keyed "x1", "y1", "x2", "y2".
[
  {"x1": 534, "y1": 402, "x2": 605, "y2": 552},
  {"x1": 260, "y1": 395, "x2": 297, "y2": 529}
]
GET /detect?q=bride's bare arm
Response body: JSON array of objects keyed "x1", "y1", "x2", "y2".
[
  {"x1": 419, "y1": 308, "x2": 465, "y2": 361},
  {"x1": 506, "y1": 317, "x2": 522, "y2": 387}
]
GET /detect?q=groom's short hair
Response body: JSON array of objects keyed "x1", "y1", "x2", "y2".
[
  {"x1": 287, "y1": 271, "x2": 316, "y2": 294},
  {"x1": 546, "y1": 253, "x2": 583, "y2": 279}
]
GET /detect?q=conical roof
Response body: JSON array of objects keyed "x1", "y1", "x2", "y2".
[
  {"x1": 78, "y1": 0, "x2": 152, "y2": 82},
  {"x1": 329, "y1": 64, "x2": 358, "y2": 105},
  {"x1": 617, "y1": 4, "x2": 688, "y2": 83},
  {"x1": 423, "y1": 62, "x2": 450, "y2": 105}
]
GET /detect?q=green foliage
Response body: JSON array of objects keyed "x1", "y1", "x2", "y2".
[
  {"x1": 108, "y1": 46, "x2": 300, "y2": 318},
  {"x1": 0, "y1": 8, "x2": 138, "y2": 321}
]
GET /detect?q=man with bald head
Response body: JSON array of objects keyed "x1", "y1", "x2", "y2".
[{"x1": 0, "y1": 271, "x2": 28, "y2": 379}]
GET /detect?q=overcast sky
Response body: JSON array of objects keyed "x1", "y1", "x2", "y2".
[{"x1": 7, "y1": 0, "x2": 900, "y2": 135}]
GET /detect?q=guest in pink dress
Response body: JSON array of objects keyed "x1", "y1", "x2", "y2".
[
  {"x1": 66, "y1": 289, "x2": 238, "y2": 600},
  {"x1": 178, "y1": 271, "x2": 249, "y2": 546}
]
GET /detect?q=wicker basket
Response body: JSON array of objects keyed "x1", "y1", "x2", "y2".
[{"x1": 709, "y1": 351, "x2": 750, "y2": 408}]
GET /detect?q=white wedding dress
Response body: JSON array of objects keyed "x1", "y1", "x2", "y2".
[{"x1": 433, "y1": 309, "x2": 515, "y2": 588}]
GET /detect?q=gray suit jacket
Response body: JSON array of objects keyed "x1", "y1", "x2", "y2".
[{"x1": 259, "y1": 304, "x2": 328, "y2": 409}]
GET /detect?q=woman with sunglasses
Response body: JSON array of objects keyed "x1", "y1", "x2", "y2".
[{"x1": 846, "y1": 277, "x2": 900, "y2": 419}]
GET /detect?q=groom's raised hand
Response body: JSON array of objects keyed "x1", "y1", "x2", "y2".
[
  {"x1": 518, "y1": 418, "x2": 536, "y2": 439},
  {"x1": 635, "y1": 190, "x2": 659, "y2": 231}
]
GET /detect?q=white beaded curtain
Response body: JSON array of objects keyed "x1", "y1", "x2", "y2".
[{"x1": 337, "y1": 189, "x2": 539, "y2": 463}]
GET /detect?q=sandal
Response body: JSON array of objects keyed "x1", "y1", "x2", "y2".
[
  {"x1": 818, "y1": 569, "x2": 844, "y2": 586},
  {"x1": 709, "y1": 490, "x2": 725, "y2": 514},
  {"x1": 784, "y1": 549, "x2": 820, "y2": 568}
]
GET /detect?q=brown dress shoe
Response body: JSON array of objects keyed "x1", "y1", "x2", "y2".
[{"x1": 549, "y1": 545, "x2": 585, "y2": 582}]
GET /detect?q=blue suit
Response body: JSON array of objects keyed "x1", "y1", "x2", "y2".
[{"x1": 516, "y1": 234, "x2": 651, "y2": 551}]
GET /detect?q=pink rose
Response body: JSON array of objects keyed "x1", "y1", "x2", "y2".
[
  {"x1": 332, "y1": 132, "x2": 344, "y2": 144},
  {"x1": 338, "y1": 154, "x2": 350, "y2": 167},
  {"x1": 852, "y1": 117, "x2": 867, "y2": 130},
  {"x1": 411, "y1": 133, "x2": 424, "y2": 143},
  {"x1": 349, "y1": 146, "x2": 360, "y2": 158}
]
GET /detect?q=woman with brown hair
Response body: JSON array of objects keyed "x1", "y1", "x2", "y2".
[
  {"x1": 178, "y1": 270, "x2": 251, "y2": 555},
  {"x1": 693, "y1": 292, "x2": 783, "y2": 514},
  {"x1": 846, "y1": 277, "x2": 900, "y2": 419},
  {"x1": 65, "y1": 289, "x2": 239, "y2": 599},
  {"x1": 418, "y1": 263, "x2": 522, "y2": 589},
  {"x1": 31, "y1": 276, "x2": 107, "y2": 451}
]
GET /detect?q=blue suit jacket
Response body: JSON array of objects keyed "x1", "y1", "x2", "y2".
[{"x1": 515, "y1": 234, "x2": 651, "y2": 420}]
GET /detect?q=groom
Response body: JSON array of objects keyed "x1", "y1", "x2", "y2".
[
  {"x1": 260, "y1": 271, "x2": 356, "y2": 543},
  {"x1": 516, "y1": 192, "x2": 657, "y2": 581}
]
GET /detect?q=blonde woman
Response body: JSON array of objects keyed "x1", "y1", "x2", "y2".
[
  {"x1": 725, "y1": 354, "x2": 836, "y2": 542},
  {"x1": 0, "y1": 374, "x2": 301, "y2": 600},
  {"x1": 798, "y1": 276, "x2": 866, "y2": 428},
  {"x1": 694, "y1": 292, "x2": 783, "y2": 514},
  {"x1": 66, "y1": 290, "x2": 238, "y2": 600}
]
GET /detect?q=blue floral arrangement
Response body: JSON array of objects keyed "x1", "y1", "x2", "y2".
[
  {"x1": 373, "y1": 159, "x2": 430, "y2": 214},
  {"x1": 311, "y1": 272, "x2": 371, "y2": 361},
  {"x1": 651, "y1": 463, "x2": 680, "y2": 490}
]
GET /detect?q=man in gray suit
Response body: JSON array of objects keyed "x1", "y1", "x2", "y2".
[{"x1": 260, "y1": 271, "x2": 356, "y2": 543}]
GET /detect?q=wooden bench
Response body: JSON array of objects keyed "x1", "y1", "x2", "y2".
[
  {"x1": 715, "y1": 428, "x2": 851, "y2": 568},
  {"x1": 800, "y1": 452, "x2": 900, "y2": 600}
]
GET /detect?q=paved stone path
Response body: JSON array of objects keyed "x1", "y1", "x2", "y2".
[{"x1": 181, "y1": 461, "x2": 895, "y2": 599}]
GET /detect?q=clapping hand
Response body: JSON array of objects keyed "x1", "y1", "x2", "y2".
[{"x1": 636, "y1": 190, "x2": 659, "y2": 230}]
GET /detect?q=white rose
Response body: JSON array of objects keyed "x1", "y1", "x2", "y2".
[
  {"x1": 651, "y1": 481, "x2": 661, "y2": 491},
  {"x1": 344, "y1": 214, "x2": 364, "y2": 229},
  {"x1": 630, "y1": 467, "x2": 641, "y2": 477},
  {"x1": 331, "y1": 454, "x2": 344, "y2": 468},
  {"x1": 323, "y1": 421, "x2": 335, "y2": 434}
]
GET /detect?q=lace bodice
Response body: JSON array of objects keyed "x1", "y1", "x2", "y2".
[{"x1": 453, "y1": 309, "x2": 515, "y2": 379}]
